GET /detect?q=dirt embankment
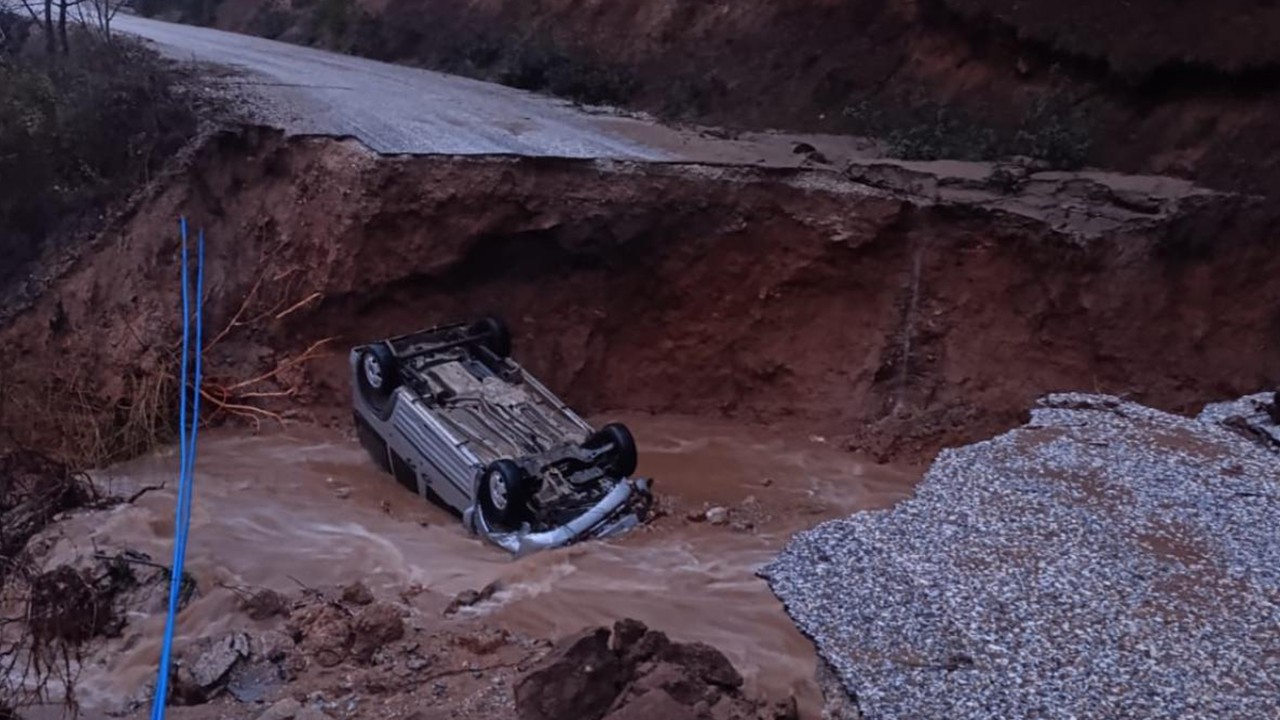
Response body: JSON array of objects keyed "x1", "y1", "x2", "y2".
[{"x1": 0, "y1": 127, "x2": 1273, "y2": 466}]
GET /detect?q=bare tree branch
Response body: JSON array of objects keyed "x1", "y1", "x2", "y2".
[
  {"x1": 17, "y1": 0, "x2": 43, "y2": 23},
  {"x1": 74, "y1": 0, "x2": 128, "y2": 39}
]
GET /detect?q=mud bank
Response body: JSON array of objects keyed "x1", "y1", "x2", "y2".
[{"x1": 0, "y1": 127, "x2": 1273, "y2": 465}]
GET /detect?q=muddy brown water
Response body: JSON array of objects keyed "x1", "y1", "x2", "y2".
[{"x1": 57, "y1": 415, "x2": 918, "y2": 716}]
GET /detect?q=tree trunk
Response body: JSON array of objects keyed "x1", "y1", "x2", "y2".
[
  {"x1": 58, "y1": 0, "x2": 68, "y2": 55},
  {"x1": 43, "y1": 0, "x2": 53, "y2": 55}
]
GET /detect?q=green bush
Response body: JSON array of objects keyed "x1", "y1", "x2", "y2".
[
  {"x1": 843, "y1": 95, "x2": 1093, "y2": 169},
  {"x1": 1012, "y1": 98, "x2": 1093, "y2": 171},
  {"x1": 310, "y1": 0, "x2": 352, "y2": 47},
  {"x1": 498, "y1": 40, "x2": 638, "y2": 106},
  {"x1": 890, "y1": 107, "x2": 998, "y2": 162},
  {"x1": 133, "y1": 0, "x2": 223, "y2": 25},
  {"x1": 0, "y1": 28, "x2": 198, "y2": 290},
  {"x1": 249, "y1": 4, "x2": 294, "y2": 40}
]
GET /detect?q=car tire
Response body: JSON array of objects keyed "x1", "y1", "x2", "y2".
[
  {"x1": 586, "y1": 423, "x2": 639, "y2": 477},
  {"x1": 478, "y1": 459, "x2": 533, "y2": 529},
  {"x1": 470, "y1": 316, "x2": 512, "y2": 358},
  {"x1": 358, "y1": 344, "x2": 400, "y2": 403}
]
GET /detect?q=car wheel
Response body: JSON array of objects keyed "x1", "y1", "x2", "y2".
[
  {"x1": 358, "y1": 344, "x2": 400, "y2": 400},
  {"x1": 470, "y1": 316, "x2": 512, "y2": 358},
  {"x1": 478, "y1": 459, "x2": 533, "y2": 529},
  {"x1": 586, "y1": 423, "x2": 638, "y2": 477}
]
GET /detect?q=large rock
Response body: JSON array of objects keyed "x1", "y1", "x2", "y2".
[
  {"x1": 517, "y1": 620, "x2": 771, "y2": 720},
  {"x1": 350, "y1": 599, "x2": 404, "y2": 661},
  {"x1": 659, "y1": 641, "x2": 743, "y2": 690},
  {"x1": 288, "y1": 603, "x2": 353, "y2": 668},
  {"x1": 188, "y1": 632, "x2": 250, "y2": 687},
  {"x1": 168, "y1": 631, "x2": 252, "y2": 706},
  {"x1": 1198, "y1": 391, "x2": 1280, "y2": 451},
  {"x1": 350, "y1": 602, "x2": 405, "y2": 663},
  {"x1": 516, "y1": 628, "x2": 623, "y2": 720},
  {"x1": 618, "y1": 660, "x2": 717, "y2": 707},
  {"x1": 604, "y1": 689, "x2": 698, "y2": 720}
]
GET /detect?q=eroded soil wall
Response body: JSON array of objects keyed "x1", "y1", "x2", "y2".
[{"x1": 1, "y1": 129, "x2": 1276, "y2": 463}]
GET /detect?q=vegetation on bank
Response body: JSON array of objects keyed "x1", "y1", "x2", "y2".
[
  {"x1": 0, "y1": 11, "x2": 199, "y2": 291},
  {"x1": 843, "y1": 96, "x2": 1094, "y2": 169},
  {"x1": 133, "y1": 0, "x2": 1097, "y2": 169},
  {"x1": 136, "y1": 0, "x2": 645, "y2": 108}
]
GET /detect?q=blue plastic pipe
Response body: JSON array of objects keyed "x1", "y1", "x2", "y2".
[{"x1": 150, "y1": 219, "x2": 205, "y2": 720}]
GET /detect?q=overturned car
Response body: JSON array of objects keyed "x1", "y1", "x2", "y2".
[{"x1": 350, "y1": 317, "x2": 653, "y2": 554}]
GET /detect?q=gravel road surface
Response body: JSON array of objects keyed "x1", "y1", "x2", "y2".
[
  {"x1": 111, "y1": 13, "x2": 664, "y2": 158},
  {"x1": 764, "y1": 393, "x2": 1280, "y2": 720},
  {"x1": 107, "y1": 13, "x2": 864, "y2": 165}
]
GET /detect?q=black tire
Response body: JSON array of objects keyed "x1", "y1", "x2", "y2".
[
  {"x1": 470, "y1": 316, "x2": 512, "y2": 358},
  {"x1": 477, "y1": 460, "x2": 534, "y2": 529},
  {"x1": 586, "y1": 423, "x2": 639, "y2": 477},
  {"x1": 353, "y1": 412, "x2": 391, "y2": 473},
  {"x1": 357, "y1": 344, "x2": 400, "y2": 402}
]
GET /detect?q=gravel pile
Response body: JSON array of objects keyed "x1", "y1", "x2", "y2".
[
  {"x1": 1198, "y1": 391, "x2": 1280, "y2": 451},
  {"x1": 762, "y1": 393, "x2": 1280, "y2": 720}
]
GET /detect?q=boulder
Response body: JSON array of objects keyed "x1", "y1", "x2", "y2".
[
  {"x1": 351, "y1": 602, "x2": 405, "y2": 663},
  {"x1": 515, "y1": 628, "x2": 623, "y2": 720}
]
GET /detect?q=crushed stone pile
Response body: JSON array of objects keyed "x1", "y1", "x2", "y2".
[
  {"x1": 1198, "y1": 390, "x2": 1280, "y2": 452},
  {"x1": 763, "y1": 393, "x2": 1280, "y2": 720}
]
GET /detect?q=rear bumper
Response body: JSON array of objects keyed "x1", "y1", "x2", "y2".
[{"x1": 465, "y1": 478, "x2": 651, "y2": 556}]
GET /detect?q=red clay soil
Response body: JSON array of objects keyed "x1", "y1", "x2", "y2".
[{"x1": 0, "y1": 127, "x2": 1274, "y2": 466}]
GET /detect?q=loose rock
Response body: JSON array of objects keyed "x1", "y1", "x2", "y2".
[
  {"x1": 243, "y1": 588, "x2": 291, "y2": 620},
  {"x1": 351, "y1": 602, "x2": 405, "y2": 663},
  {"x1": 188, "y1": 632, "x2": 251, "y2": 688},
  {"x1": 444, "y1": 581, "x2": 502, "y2": 615},
  {"x1": 660, "y1": 641, "x2": 743, "y2": 689},
  {"x1": 606, "y1": 689, "x2": 698, "y2": 720},
  {"x1": 256, "y1": 697, "x2": 302, "y2": 720},
  {"x1": 340, "y1": 582, "x2": 374, "y2": 606},
  {"x1": 517, "y1": 620, "x2": 774, "y2": 720},
  {"x1": 288, "y1": 603, "x2": 353, "y2": 668},
  {"x1": 515, "y1": 628, "x2": 621, "y2": 720}
]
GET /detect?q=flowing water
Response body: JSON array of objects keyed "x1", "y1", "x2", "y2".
[{"x1": 57, "y1": 414, "x2": 919, "y2": 716}]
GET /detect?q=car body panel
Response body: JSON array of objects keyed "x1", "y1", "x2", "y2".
[{"x1": 350, "y1": 319, "x2": 651, "y2": 553}]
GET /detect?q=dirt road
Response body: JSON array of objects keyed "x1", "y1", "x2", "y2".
[{"x1": 110, "y1": 13, "x2": 863, "y2": 165}]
